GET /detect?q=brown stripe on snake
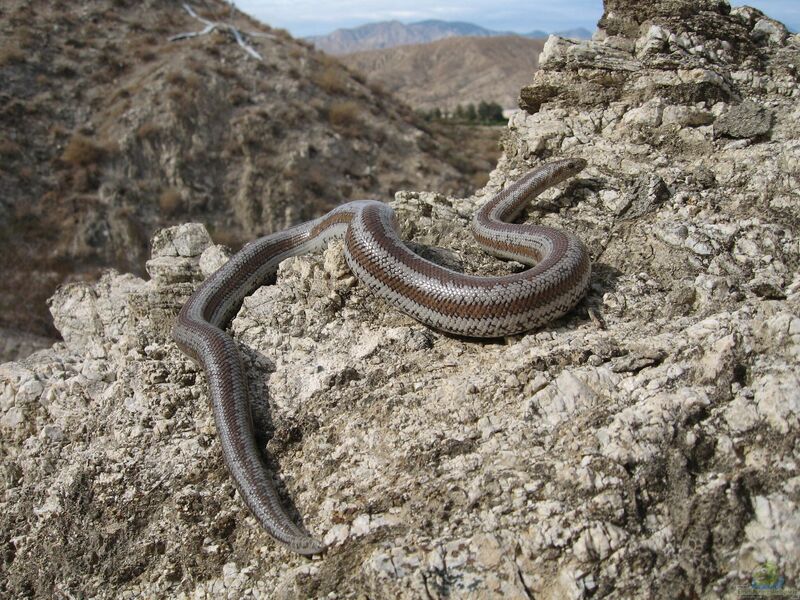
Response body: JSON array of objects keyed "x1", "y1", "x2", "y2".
[
  {"x1": 173, "y1": 158, "x2": 591, "y2": 555},
  {"x1": 345, "y1": 229, "x2": 572, "y2": 321},
  {"x1": 202, "y1": 237, "x2": 295, "y2": 323}
]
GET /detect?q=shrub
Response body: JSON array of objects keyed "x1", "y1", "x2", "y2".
[
  {"x1": 53, "y1": 59, "x2": 78, "y2": 77},
  {"x1": 166, "y1": 70, "x2": 186, "y2": 86},
  {"x1": 228, "y1": 89, "x2": 249, "y2": 106},
  {"x1": 0, "y1": 137, "x2": 22, "y2": 159},
  {"x1": 167, "y1": 88, "x2": 192, "y2": 112},
  {"x1": 136, "y1": 122, "x2": 160, "y2": 140},
  {"x1": 345, "y1": 65, "x2": 367, "y2": 85},
  {"x1": 214, "y1": 64, "x2": 238, "y2": 80},
  {"x1": 273, "y1": 28, "x2": 293, "y2": 42},
  {"x1": 0, "y1": 44, "x2": 25, "y2": 66},
  {"x1": 368, "y1": 80, "x2": 387, "y2": 97},
  {"x1": 477, "y1": 101, "x2": 505, "y2": 123},
  {"x1": 158, "y1": 188, "x2": 183, "y2": 215},
  {"x1": 186, "y1": 57, "x2": 207, "y2": 75},
  {"x1": 137, "y1": 48, "x2": 157, "y2": 62},
  {"x1": 313, "y1": 66, "x2": 347, "y2": 95},
  {"x1": 183, "y1": 72, "x2": 202, "y2": 89},
  {"x1": 61, "y1": 135, "x2": 105, "y2": 167},
  {"x1": 328, "y1": 101, "x2": 361, "y2": 136}
]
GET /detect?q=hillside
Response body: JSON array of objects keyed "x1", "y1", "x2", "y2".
[
  {"x1": 0, "y1": 0, "x2": 487, "y2": 360},
  {"x1": 340, "y1": 36, "x2": 546, "y2": 111},
  {"x1": 307, "y1": 19, "x2": 589, "y2": 54}
]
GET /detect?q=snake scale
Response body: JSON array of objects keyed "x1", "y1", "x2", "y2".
[{"x1": 173, "y1": 158, "x2": 591, "y2": 554}]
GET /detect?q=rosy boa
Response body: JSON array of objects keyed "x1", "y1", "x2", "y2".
[{"x1": 173, "y1": 158, "x2": 591, "y2": 554}]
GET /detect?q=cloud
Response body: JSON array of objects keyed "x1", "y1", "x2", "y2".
[{"x1": 234, "y1": 0, "x2": 799, "y2": 37}]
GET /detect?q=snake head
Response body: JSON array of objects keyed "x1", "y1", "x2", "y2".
[{"x1": 563, "y1": 157, "x2": 587, "y2": 175}]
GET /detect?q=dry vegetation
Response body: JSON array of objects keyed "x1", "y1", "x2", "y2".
[
  {"x1": 0, "y1": 136, "x2": 22, "y2": 159},
  {"x1": 135, "y1": 121, "x2": 160, "y2": 140},
  {"x1": 158, "y1": 187, "x2": 183, "y2": 215},
  {"x1": 312, "y1": 65, "x2": 349, "y2": 94},
  {"x1": 328, "y1": 100, "x2": 362, "y2": 135},
  {"x1": 60, "y1": 135, "x2": 108, "y2": 167},
  {"x1": 0, "y1": 43, "x2": 25, "y2": 66}
]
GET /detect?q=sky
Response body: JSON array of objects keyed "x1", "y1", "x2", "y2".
[{"x1": 233, "y1": 0, "x2": 799, "y2": 37}]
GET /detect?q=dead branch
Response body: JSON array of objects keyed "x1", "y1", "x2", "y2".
[{"x1": 169, "y1": 2, "x2": 269, "y2": 61}]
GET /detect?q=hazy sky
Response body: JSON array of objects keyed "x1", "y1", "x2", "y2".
[{"x1": 234, "y1": 0, "x2": 799, "y2": 37}]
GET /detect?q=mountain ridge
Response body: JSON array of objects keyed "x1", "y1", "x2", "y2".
[
  {"x1": 306, "y1": 19, "x2": 592, "y2": 54},
  {"x1": 339, "y1": 35, "x2": 546, "y2": 110}
]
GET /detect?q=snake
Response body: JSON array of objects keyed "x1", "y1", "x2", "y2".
[{"x1": 173, "y1": 158, "x2": 591, "y2": 555}]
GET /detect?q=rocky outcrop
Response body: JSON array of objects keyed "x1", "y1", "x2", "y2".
[{"x1": 2, "y1": 1, "x2": 799, "y2": 598}]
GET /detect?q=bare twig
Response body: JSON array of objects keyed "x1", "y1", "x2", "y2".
[
  {"x1": 169, "y1": 2, "x2": 267, "y2": 61},
  {"x1": 182, "y1": 3, "x2": 212, "y2": 25},
  {"x1": 230, "y1": 25, "x2": 262, "y2": 60},
  {"x1": 169, "y1": 23, "x2": 215, "y2": 41}
]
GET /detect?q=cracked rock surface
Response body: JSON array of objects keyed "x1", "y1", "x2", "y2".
[{"x1": 2, "y1": 1, "x2": 799, "y2": 598}]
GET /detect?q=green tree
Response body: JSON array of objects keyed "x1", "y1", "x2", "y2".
[
  {"x1": 486, "y1": 101, "x2": 505, "y2": 123},
  {"x1": 476, "y1": 101, "x2": 506, "y2": 124},
  {"x1": 465, "y1": 103, "x2": 477, "y2": 123},
  {"x1": 477, "y1": 101, "x2": 491, "y2": 122}
]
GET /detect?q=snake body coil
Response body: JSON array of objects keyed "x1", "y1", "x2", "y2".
[{"x1": 173, "y1": 158, "x2": 591, "y2": 554}]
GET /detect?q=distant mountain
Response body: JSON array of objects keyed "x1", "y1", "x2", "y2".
[
  {"x1": 305, "y1": 20, "x2": 500, "y2": 55},
  {"x1": 525, "y1": 29, "x2": 549, "y2": 39},
  {"x1": 339, "y1": 36, "x2": 546, "y2": 111},
  {"x1": 307, "y1": 19, "x2": 591, "y2": 54}
]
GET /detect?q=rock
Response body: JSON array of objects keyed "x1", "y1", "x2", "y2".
[
  {"x1": 573, "y1": 522, "x2": 628, "y2": 562},
  {"x1": 755, "y1": 374, "x2": 800, "y2": 434},
  {"x1": 150, "y1": 223, "x2": 213, "y2": 258},
  {"x1": 662, "y1": 104, "x2": 715, "y2": 127},
  {"x1": 700, "y1": 332, "x2": 739, "y2": 383},
  {"x1": 144, "y1": 255, "x2": 201, "y2": 285},
  {"x1": 723, "y1": 395, "x2": 759, "y2": 433},
  {"x1": 49, "y1": 271, "x2": 145, "y2": 353},
  {"x1": 620, "y1": 174, "x2": 670, "y2": 219},
  {"x1": 539, "y1": 35, "x2": 642, "y2": 72},
  {"x1": 742, "y1": 494, "x2": 800, "y2": 570},
  {"x1": 622, "y1": 98, "x2": 665, "y2": 127},
  {"x1": 599, "y1": 0, "x2": 731, "y2": 38},
  {"x1": 751, "y1": 18, "x2": 789, "y2": 47},
  {"x1": 713, "y1": 100, "x2": 774, "y2": 139},
  {"x1": 528, "y1": 368, "x2": 619, "y2": 427},
  {"x1": 199, "y1": 244, "x2": 232, "y2": 278},
  {"x1": 145, "y1": 223, "x2": 215, "y2": 284}
]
